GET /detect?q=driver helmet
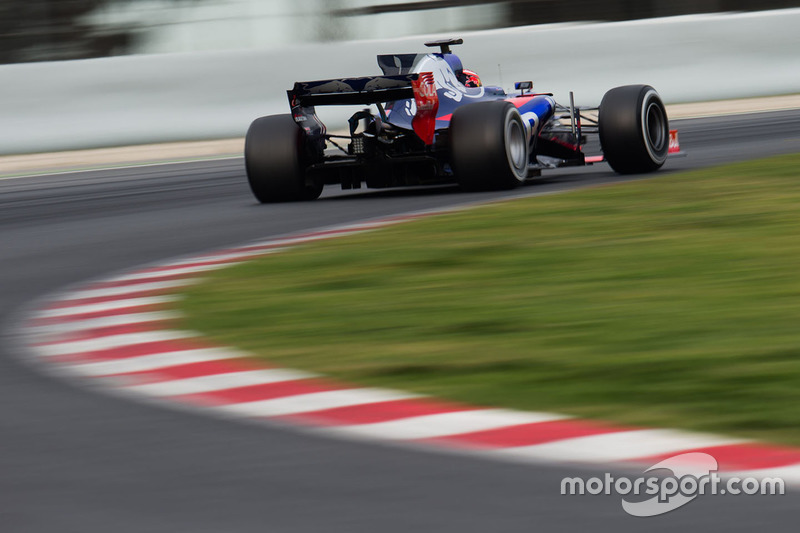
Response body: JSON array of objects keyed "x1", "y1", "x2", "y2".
[
  {"x1": 462, "y1": 68, "x2": 482, "y2": 88},
  {"x1": 441, "y1": 53, "x2": 481, "y2": 88}
]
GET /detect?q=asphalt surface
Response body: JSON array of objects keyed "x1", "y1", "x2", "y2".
[{"x1": 1, "y1": 110, "x2": 799, "y2": 532}]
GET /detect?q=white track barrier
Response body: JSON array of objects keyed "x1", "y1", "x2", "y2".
[{"x1": 1, "y1": 9, "x2": 798, "y2": 155}]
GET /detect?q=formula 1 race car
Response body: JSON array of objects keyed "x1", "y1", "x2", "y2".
[{"x1": 245, "y1": 38, "x2": 679, "y2": 202}]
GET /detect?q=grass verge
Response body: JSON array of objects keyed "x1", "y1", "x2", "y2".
[{"x1": 180, "y1": 154, "x2": 800, "y2": 445}]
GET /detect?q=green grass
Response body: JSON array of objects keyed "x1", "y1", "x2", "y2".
[{"x1": 179, "y1": 154, "x2": 800, "y2": 445}]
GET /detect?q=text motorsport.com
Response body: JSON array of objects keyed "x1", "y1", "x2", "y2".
[{"x1": 560, "y1": 452, "x2": 785, "y2": 517}]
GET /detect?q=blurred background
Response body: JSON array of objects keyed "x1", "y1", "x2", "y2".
[
  {"x1": 2, "y1": 1, "x2": 798, "y2": 154},
  {"x1": 2, "y1": 0, "x2": 798, "y2": 63}
]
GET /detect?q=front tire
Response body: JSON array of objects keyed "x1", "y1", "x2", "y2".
[
  {"x1": 450, "y1": 101, "x2": 529, "y2": 191},
  {"x1": 599, "y1": 85, "x2": 669, "y2": 175},
  {"x1": 245, "y1": 114, "x2": 323, "y2": 203}
]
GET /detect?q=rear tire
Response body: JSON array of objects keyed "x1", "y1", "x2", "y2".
[
  {"x1": 599, "y1": 85, "x2": 669, "y2": 175},
  {"x1": 245, "y1": 114, "x2": 323, "y2": 203},
  {"x1": 450, "y1": 101, "x2": 529, "y2": 191}
]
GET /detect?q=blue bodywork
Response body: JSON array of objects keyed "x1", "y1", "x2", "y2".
[
  {"x1": 379, "y1": 52, "x2": 556, "y2": 147},
  {"x1": 280, "y1": 43, "x2": 586, "y2": 191}
]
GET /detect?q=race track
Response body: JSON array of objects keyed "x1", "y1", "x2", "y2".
[{"x1": 1, "y1": 110, "x2": 799, "y2": 532}]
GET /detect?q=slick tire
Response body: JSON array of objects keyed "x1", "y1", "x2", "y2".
[
  {"x1": 598, "y1": 85, "x2": 669, "y2": 175},
  {"x1": 450, "y1": 101, "x2": 529, "y2": 191},
  {"x1": 245, "y1": 114, "x2": 323, "y2": 203}
]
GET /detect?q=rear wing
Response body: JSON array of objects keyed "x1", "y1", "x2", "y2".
[
  {"x1": 288, "y1": 74, "x2": 420, "y2": 107},
  {"x1": 288, "y1": 72, "x2": 439, "y2": 145}
]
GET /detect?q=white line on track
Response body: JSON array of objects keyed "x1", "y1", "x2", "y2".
[
  {"x1": 60, "y1": 279, "x2": 198, "y2": 300},
  {"x1": 727, "y1": 464, "x2": 800, "y2": 484},
  {"x1": 35, "y1": 295, "x2": 181, "y2": 318},
  {"x1": 68, "y1": 348, "x2": 247, "y2": 377},
  {"x1": 27, "y1": 311, "x2": 181, "y2": 335},
  {"x1": 159, "y1": 249, "x2": 282, "y2": 267},
  {"x1": 34, "y1": 330, "x2": 197, "y2": 357},
  {"x1": 331, "y1": 409, "x2": 569, "y2": 441},
  {"x1": 123, "y1": 368, "x2": 318, "y2": 397},
  {"x1": 492, "y1": 429, "x2": 748, "y2": 463},
  {"x1": 214, "y1": 389, "x2": 420, "y2": 418},
  {"x1": 0, "y1": 156, "x2": 241, "y2": 182},
  {"x1": 240, "y1": 228, "x2": 389, "y2": 251},
  {"x1": 104, "y1": 263, "x2": 235, "y2": 282}
]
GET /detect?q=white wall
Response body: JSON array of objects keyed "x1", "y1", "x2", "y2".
[
  {"x1": 2, "y1": 9, "x2": 798, "y2": 155},
  {"x1": 86, "y1": 0, "x2": 506, "y2": 53}
]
